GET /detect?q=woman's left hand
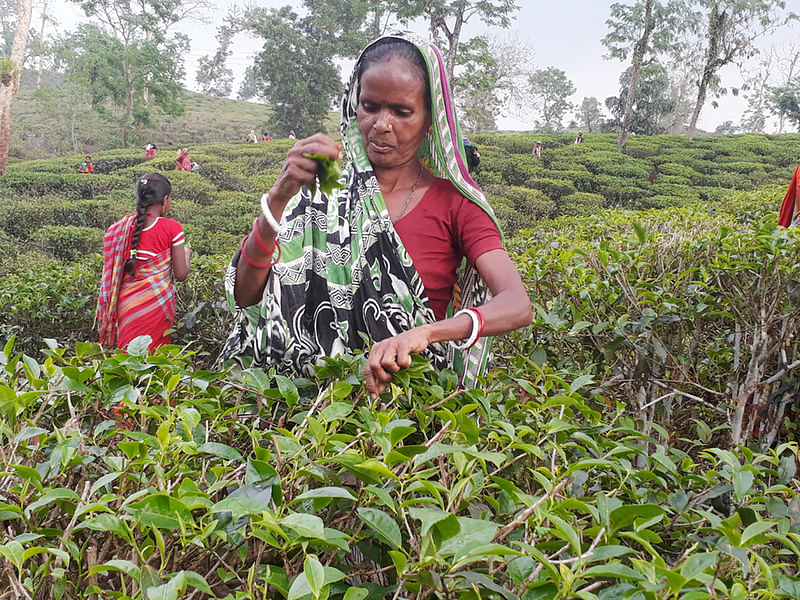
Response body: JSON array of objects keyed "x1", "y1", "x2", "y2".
[{"x1": 365, "y1": 326, "x2": 432, "y2": 398}]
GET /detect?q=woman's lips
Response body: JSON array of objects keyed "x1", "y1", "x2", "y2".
[{"x1": 369, "y1": 140, "x2": 393, "y2": 152}]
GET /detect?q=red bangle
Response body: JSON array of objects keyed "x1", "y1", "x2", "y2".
[
  {"x1": 468, "y1": 307, "x2": 485, "y2": 345},
  {"x1": 239, "y1": 235, "x2": 281, "y2": 269},
  {"x1": 251, "y1": 217, "x2": 276, "y2": 255}
]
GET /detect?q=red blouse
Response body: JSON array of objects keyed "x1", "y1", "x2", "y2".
[
  {"x1": 135, "y1": 217, "x2": 185, "y2": 267},
  {"x1": 393, "y1": 178, "x2": 503, "y2": 320}
]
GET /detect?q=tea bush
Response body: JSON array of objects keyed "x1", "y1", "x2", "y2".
[
  {"x1": 507, "y1": 186, "x2": 798, "y2": 448},
  {"x1": 0, "y1": 172, "x2": 130, "y2": 199},
  {"x1": 558, "y1": 192, "x2": 605, "y2": 216},
  {"x1": 525, "y1": 177, "x2": 577, "y2": 200},
  {"x1": 2, "y1": 135, "x2": 800, "y2": 600},
  {"x1": 32, "y1": 225, "x2": 104, "y2": 261},
  {"x1": 1, "y1": 340, "x2": 800, "y2": 599},
  {"x1": 0, "y1": 258, "x2": 99, "y2": 347}
]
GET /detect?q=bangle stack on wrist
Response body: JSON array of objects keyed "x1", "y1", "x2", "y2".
[
  {"x1": 449, "y1": 307, "x2": 485, "y2": 350},
  {"x1": 239, "y1": 217, "x2": 281, "y2": 269}
]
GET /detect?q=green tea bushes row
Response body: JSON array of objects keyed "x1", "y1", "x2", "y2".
[
  {"x1": 0, "y1": 230, "x2": 19, "y2": 270},
  {"x1": 182, "y1": 226, "x2": 240, "y2": 256},
  {"x1": 2, "y1": 340, "x2": 800, "y2": 599},
  {"x1": 33, "y1": 225, "x2": 104, "y2": 261},
  {"x1": 0, "y1": 172, "x2": 130, "y2": 200},
  {"x1": 4, "y1": 149, "x2": 147, "y2": 175},
  {"x1": 173, "y1": 254, "x2": 233, "y2": 358},
  {"x1": 0, "y1": 253, "x2": 231, "y2": 361},
  {"x1": 0, "y1": 257, "x2": 99, "y2": 349},
  {"x1": 0, "y1": 196, "x2": 130, "y2": 240},
  {"x1": 4, "y1": 157, "x2": 79, "y2": 174},
  {"x1": 509, "y1": 188, "x2": 798, "y2": 447}
]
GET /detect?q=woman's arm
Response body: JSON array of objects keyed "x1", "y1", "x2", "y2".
[
  {"x1": 234, "y1": 134, "x2": 342, "y2": 307},
  {"x1": 364, "y1": 248, "x2": 532, "y2": 397},
  {"x1": 172, "y1": 244, "x2": 191, "y2": 281}
]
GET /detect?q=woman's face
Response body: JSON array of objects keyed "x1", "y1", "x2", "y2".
[{"x1": 357, "y1": 57, "x2": 431, "y2": 170}]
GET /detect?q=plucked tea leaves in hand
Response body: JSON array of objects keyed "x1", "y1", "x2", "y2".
[{"x1": 303, "y1": 153, "x2": 345, "y2": 196}]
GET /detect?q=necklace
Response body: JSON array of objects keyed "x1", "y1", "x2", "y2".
[{"x1": 392, "y1": 165, "x2": 424, "y2": 224}]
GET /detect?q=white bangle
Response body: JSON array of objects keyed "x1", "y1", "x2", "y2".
[
  {"x1": 260, "y1": 193, "x2": 282, "y2": 235},
  {"x1": 449, "y1": 308, "x2": 480, "y2": 350}
]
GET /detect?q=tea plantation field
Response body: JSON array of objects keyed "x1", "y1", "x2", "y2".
[{"x1": 2, "y1": 133, "x2": 800, "y2": 599}]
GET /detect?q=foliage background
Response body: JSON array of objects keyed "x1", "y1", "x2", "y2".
[{"x1": 2, "y1": 132, "x2": 800, "y2": 599}]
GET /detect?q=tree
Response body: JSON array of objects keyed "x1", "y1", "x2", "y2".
[
  {"x1": 714, "y1": 119, "x2": 738, "y2": 134},
  {"x1": 739, "y1": 53, "x2": 773, "y2": 133},
  {"x1": 686, "y1": 0, "x2": 793, "y2": 139},
  {"x1": 421, "y1": 0, "x2": 518, "y2": 83},
  {"x1": 237, "y1": 65, "x2": 262, "y2": 102},
  {"x1": 1, "y1": 0, "x2": 19, "y2": 56},
  {"x1": 29, "y1": 83, "x2": 110, "y2": 153},
  {"x1": 0, "y1": 0, "x2": 32, "y2": 175},
  {"x1": 2, "y1": 0, "x2": 39, "y2": 66},
  {"x1": 769, "y1": 86, "x2": 800, "y2": 131},
  {"x1": 59, "y1": 23, "x2": 187, "y2": 147},
  {"x1": 243, "y1": 1, "x2": 369, "y2": 136},
  {"x1": 602, "y1": 0, "x2": 688, "y2": 146},
  {"x1": 659, "y1": 43, "x2": 704, "y2": 133},
  {"x1": 63, "y1": 0, "x2": 207, "y2": 146},
  {"x1": 763, "y1": 44, "x2": 800, "y2": 133},
  {"x1": 576, "y1": 97, "x2": 605, "y2": 133},
  {"x1": 528, "y1": 66, "x2": 575, "y2": 132},
  {"x1": 605, "y1": 63, "x2": 676, "y2": 135},
  {"x1": 365, "y1": 1, "x2": 422, "y2": 39},
  {"x1": 195, "y1": 11, "x2": 238, "y2": 97},
  {"x1": 453, "y1": 34, "x2": 533, "y2": 132}
]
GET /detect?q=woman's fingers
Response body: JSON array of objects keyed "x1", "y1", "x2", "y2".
[
  {"x1": 364, "y1": 331, "x2": 428, "y2": 398},
  {"x1": 271, "y1": 134, "x2": 343, "y2": 204}
]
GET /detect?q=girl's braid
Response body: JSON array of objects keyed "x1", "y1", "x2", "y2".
[{"x1": 124, "y1": 174, "x2": 171, "y2": 278}]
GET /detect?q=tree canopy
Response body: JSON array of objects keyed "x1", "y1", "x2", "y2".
[
  {"x1": 529, "y1": 66, "x2": 575, "y2": 132},
  {"x1": 242, "y1": 1, "x2": 369, "y2": 137}
]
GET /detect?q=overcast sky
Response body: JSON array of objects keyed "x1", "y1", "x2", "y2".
[{"x1": 45, "y1": 0, "x2": 800, "y2": 133}]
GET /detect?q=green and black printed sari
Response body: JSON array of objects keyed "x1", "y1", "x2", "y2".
[{"x1": 218, "y1": 32, "x2": 502, "y2": 385}]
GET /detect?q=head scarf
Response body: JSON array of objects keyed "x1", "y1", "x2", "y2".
[{"x1": 219, "y1": 32, "x2": 500, "y2": 383}]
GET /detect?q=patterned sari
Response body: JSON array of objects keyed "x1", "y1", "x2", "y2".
[
  {"x1": 96, "y1": 216, "x2": 176, "y2": 352},
  {"x1": 218, "y1": 32, "x2": 501, "y2": 383},
  {"x1": 778, "y1": 164, "x2": 800, "y2": 227}
]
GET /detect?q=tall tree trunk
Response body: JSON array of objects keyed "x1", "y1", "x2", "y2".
[
  {"x1": 428, "y1": 1, "x2": 465, "y2": 85},
  {"x1": 123, "y1": 66, "x2": 132, "y2": 148},
  {"x1": 143, "y1": 28, "x2": 151, "y2": 104},
  {"x1": 687, "y1": 70, "x2": 711, "y2": 140},
  {"x1": 779, "y1": 51, "x2": 800, "y2": 134},
  {"x1": 618, "y1": 0, "x2": 655, "y2": 147},
  {"x1": 445, "y1": 1, "x2": 466, "y2": 85},
  {"x1": 687, "y1": 3, "x2": 724, "y2": 140},
  {"x1": 35, "y1": 0, "x2": 47, "y2": 90},
  {"x1": 71, "y1": 102, "x2": 78, "y2": 152},
  {"x1": 370, "y1": 8, "x2": 381, "y2": 39},
  {"x1": 0, "y1": 0, "x2": 33, "y2": 175}
]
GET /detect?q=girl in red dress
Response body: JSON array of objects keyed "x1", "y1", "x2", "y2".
[{"x1": 96, "y1": 173, "x2": 192, "y2": 352}]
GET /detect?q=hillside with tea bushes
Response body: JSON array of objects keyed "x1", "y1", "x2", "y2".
[{"x1": 2, "y1": 133, "x2": 800, "y2": 599}]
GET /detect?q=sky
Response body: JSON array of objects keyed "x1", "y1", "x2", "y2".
[{"x1": 41, "y1": 0, "x2": 800, "y2": 133}]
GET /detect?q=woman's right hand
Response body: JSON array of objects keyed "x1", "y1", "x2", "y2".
[
  {"x1": 235, "y1": 133, "x2": 342, "y2": 308},
  {"x1": 267, "y1": 133, "x2": 343, "y2": 216}
]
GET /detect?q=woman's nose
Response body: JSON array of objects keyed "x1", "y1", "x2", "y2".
[{"x1": 375, "y1": 110, "x2": 393, "y2": 132}]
